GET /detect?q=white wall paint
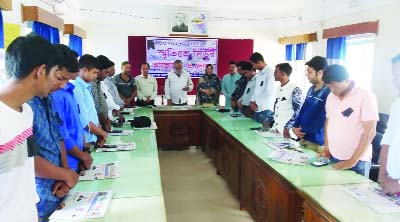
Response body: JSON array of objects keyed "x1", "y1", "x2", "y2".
[{"x1": 277, "y1": 2, "x2": 400, "y2": 113}]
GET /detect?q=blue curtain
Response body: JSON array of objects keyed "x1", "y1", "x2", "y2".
[
  {"x1": 0, "y1": 9, "x2": 4, "y2": 49},
  {"x1": 326, "y1": 36, "x2": 347, "y2": 60},
  {"x1": 285, "y1": 44, "x2": 295, "y2": 61},
  {"x1": 32, "y1": 21, "x2": 60, "y2": 44},
  {"x1": 69, "y1": 34, "x2": 82, "y2": 56},
  {"x1": 295, "y1": 43, "x2": 307, "y2": 60}
]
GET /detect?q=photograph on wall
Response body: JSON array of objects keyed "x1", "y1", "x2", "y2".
[
  {"x1": 146, "y1": 37, "x2": 218, "y2": 78},
  {"x1": 170, "y1": 12, "x2": 190, "y2": 33},
  {"x1": 188, "y1": 11, "x2": 207, "y2": 35}
]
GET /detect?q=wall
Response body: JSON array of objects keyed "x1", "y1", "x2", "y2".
[
  {"x1": 276, "y1": 2, "x2": 400, "y2": 113},
  {"x1": 81, "y1": 19, "x2": 281, "y2": 74}
]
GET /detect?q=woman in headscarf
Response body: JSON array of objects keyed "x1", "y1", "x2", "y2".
[{"x1": 196, "y1": 64, "x2": 221, "y2": 106}]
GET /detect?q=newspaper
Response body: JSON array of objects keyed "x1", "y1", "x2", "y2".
[
  {"x1": 343, "y1": 185, "x2": 400, "y2": 213},
  {"x1": 79, "y1": 162, "x2": 119, "y2": 181},
  {"x1": 265, "y1": 141, "x2": 312, "y2": 165},
  {"x1": 49, "y1": 190, "x2": 113, "y2": 220},
  {"x1": 96, "y1": 142, "x2": 136, "y2": 152}
]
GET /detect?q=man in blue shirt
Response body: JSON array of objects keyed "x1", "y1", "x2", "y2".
[
  {"x1": 51, "y1": 45, "x2": 93, "y2": 172},
  {"x1": 292, "y1": 56, "x2": 330, "y2": 153},
  {"x1": 28, "y1": 44, "x2": 80, "y2": 220},
  {"x1": 73, "y1": 54, "x2": 108, "y2": 147}
]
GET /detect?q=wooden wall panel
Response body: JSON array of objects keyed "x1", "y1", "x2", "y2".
[
  {"x1": 279, "y1": 32, "x2": 318, "y2": 45},
  {"x1": 64, "y1": 24, "x2": 87, "y2": 39},
  {"x1": 323, "y1": 21, "x2": 379, "y2": 39},
  {"x1": 0, "y1": 0, "x2": 12, "y2": 11},
  {"x1": 21, "y1": 5, "x2": 64, "y2": 30}
]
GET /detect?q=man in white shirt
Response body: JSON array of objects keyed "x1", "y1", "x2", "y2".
[
  {"x1": 164, "y1": 60, "x2": 193, "y2": 105},
  {"x1": 135, "y1": 63, "x2": 158, "y2": 106},
  {"x1": 103, "y1": 60, "x2": 124, "y2": 108},
  {"x1": 379, "y1": 54, "x2": 400, "y2": 194},
  {"x1": 271, "y1": 63, "x2": 302, "y2": 138},
  {"x1": 249, "y1": 52, "x2": 276, "y2": 126},
  {"x1": 0, "y1": 34, "x2": 61, "y2": 221}
]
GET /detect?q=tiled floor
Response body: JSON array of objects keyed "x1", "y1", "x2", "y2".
[{"x1": 159, "y1": 147, "x2": 253, "y2": 222}]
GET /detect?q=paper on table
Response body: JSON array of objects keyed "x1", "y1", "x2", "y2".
[
  {"x1": 254, "y1": 130, "x2": 283, "y2": 138},
  {"x1": 343, "y1": 185, "x2": 400, "y2": 214},
  {"x1": 96, "y1": 142, "x2": 136, "y2": 152},
  {"x1": 49, "y1": 190, "x2": 113, "y2": 220},
  {"x1": 109, "y1": 130, "x2": 134, "y2": 136},
  {"x1": 79, "y1": 162, "x2": 119, "y2": 181},
  {"x1": 267, "y1": 149, "x2": 313, "y2": 165}
]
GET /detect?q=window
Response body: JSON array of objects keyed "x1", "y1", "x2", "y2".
[
  {"x1": 289, "y1": 43, "x2": 313, "y2": 98},
  {"x1": 344, "y1": 35, "x2": 375, "y2": 90}
]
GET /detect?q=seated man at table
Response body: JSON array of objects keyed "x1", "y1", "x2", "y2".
[
  {"x1": 73, "y1": 55, "x2": 108, "y2": 147},
  {"x1": 379, "y1": 54, "x2": 400, "y2": 194},
  {"x1": 292, "y1": 56, "x2": 330, "y2": 153},
  {"x1": 28, "y1": 44, "x2": 80, "y2": 220},
  {"x1": 322, "y1": 65, "x2": 378, "y2": 177},
  {"x1": 270, "y1": 63, "x2": 302, "y2": 138},
  {"x1": 237, "y1": 62, "x2": 256, "y2": 117},
  {"x1": 164, "y1": 60, "x2": 193, "y2": 105},
  {"x1": 51, "y1": 45, "x2": 93, "y2": 172}
]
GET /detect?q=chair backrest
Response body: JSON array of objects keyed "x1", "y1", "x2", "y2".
[
  {"x1": 377, "y1": 113, "x2": 389, "y2": 134},
  {"x1": 371, "y1": 132, "x2": 383, "y2": 165}
]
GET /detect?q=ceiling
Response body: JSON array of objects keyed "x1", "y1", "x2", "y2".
[{"x1": 45, "y1": 0, "x2": 400, "y2": 24}]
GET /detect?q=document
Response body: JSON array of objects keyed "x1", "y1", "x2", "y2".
[
  {"x1": 266, "y1": 149, "x2": 313, "y2": 165},
  {"x1": 343, "y1": 185, "x2": 400, "y2": 213},
  {"x1": 96, "y1": 142, "x2": 136, "y2": 152},
  {"x1": 254, "y1": 129, "x2": 283, "y2": 138},
  {"x1": 79, "y1": 162, "x2": 119, "y2": 181},
  {"x1": 109, "y1": 129, "x2": 134, "y2": 136},
  {"x1": 49, "y1": 190, "x2": 113, "y2": 220}
]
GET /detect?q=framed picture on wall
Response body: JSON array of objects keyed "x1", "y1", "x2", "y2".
[
  {"x1": 171, "y1": 12, "x2": 190, "y2": 33},
  {"x1": 170, "y1": 11, "x2": 208, "y2": 36}
]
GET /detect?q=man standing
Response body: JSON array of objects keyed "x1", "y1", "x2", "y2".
[
  {"x1": 114, "y1": 61, "x2": 137, "y2": 107},
  {"x1": 379, "y1": 54, "x2": 400, "y2": 194},
  {"x1": 91, "y1": 55, "x2": 112, "y2": 132},
  {"x1": 28, "y1": 44, "x2": 80, "y2": 220},
  {"x1": 135, "y1": 63, "x2": 158, "y2": 106},
  {"x1": 271, "y1": 63, "x2": 302, "y2": 138},
  {"x1": 323, "y1": 64, "x2": 378, "y2": 177},
  {"x1": 0, "y1": 34, "x2": 61, "y2": 221},
  {"x1": 103, "y1": 60, "x2": 124, "y2": 108},
  {"x1": 231, "y1": 61, "x2": 249, "y2": 111},
  {"x1": 237, "y1": 62, "x2": 256, "y2": 117},
  {"x1": 221, "y1": 61, "x2": 241, "y2": 109},
  {"x1": 164, "y1": 60, "x2": 193, "y2": 105},
  {"x1": 249, "y1": 52, "x2": 276, "y2": 125},
  {"x1": 73, "y1": 55, "x2": 108, "y2": 147},
  {"x1": 51, "y1": 46, "x2": 93, "y2": 173},
  {"x1": 292, "y1": 56, "x2": 330, "y2": 152}
]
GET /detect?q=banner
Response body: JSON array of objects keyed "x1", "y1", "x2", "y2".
[{"x1": 146, "y1": 37, "x2": 218, "y2": 78}]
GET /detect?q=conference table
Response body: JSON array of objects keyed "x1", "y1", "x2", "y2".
[{"x1": 62, "y1": 106, "x2": 400, "y2": 222}]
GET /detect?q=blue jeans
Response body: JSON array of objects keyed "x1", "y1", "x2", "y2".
[
  {"x1": 253, "y1": 109, "x2": 273, "y2": 124},
  {"x1": 37, "y1": 200, "x2": 61, "y2": 220},
  {"x1": 331, "y1": 156, "x2": 371, "y2": 178}
]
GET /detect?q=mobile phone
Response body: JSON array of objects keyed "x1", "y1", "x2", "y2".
[
  {"x1": 250, "y1": 127, "x2": 262, "y2": 130},
  {"x1": 311, "y1": 161, "x2": 329, "y2": 167},
  {"x1": 111, "y1": 130, "x2": 123, "y2": 133}
]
